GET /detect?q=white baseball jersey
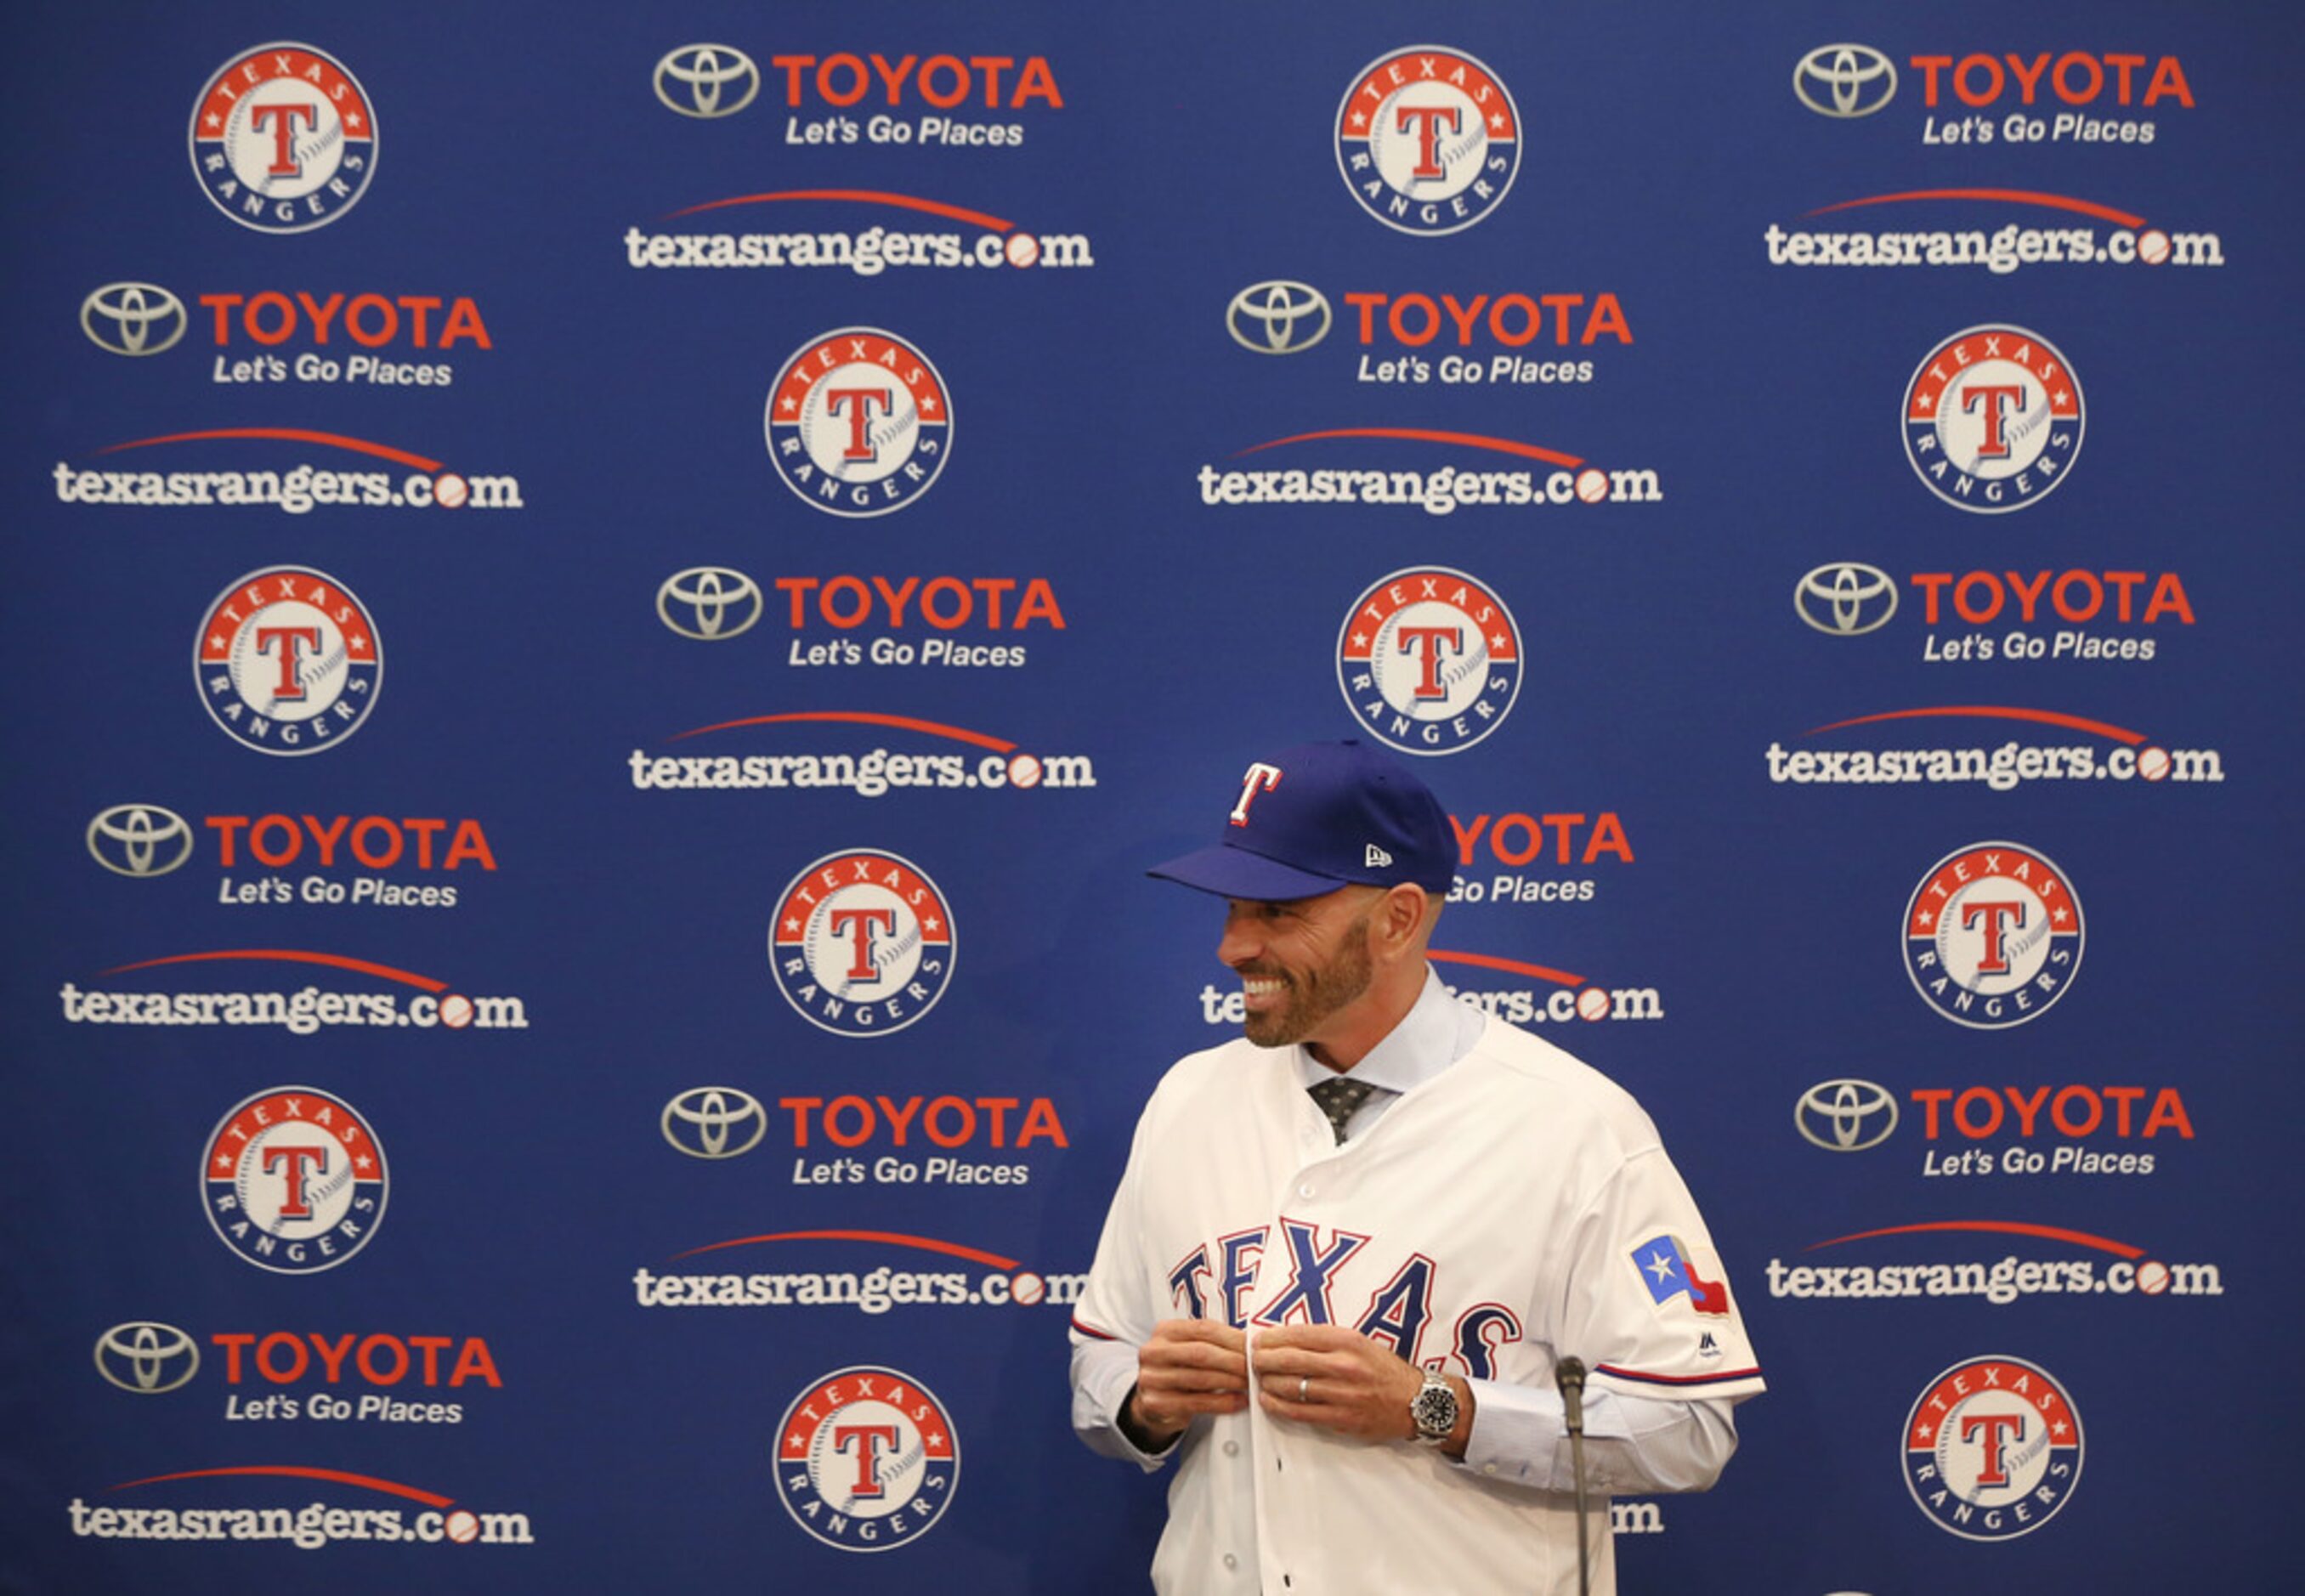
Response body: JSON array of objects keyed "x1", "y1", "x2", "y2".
[{"x1": 1070, "y1": 1006, "x2": 1764, "y2": 1595}]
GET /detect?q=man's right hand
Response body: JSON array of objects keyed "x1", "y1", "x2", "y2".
[{"x1": 1124, "y1": 1319, "x2": 1250, "y2": 1448}]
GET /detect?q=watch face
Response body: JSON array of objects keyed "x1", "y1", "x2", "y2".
[{"x1": 1413, "y1": 1378, "x2": 1458, "y2": 1438}]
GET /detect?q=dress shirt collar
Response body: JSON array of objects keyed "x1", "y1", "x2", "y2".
[{"x1": 1292, "y1": 966, "x2": 1481, "y2": 1097}]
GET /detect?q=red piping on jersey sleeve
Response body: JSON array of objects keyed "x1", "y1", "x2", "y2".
[
  {"x1": 1594, "y1": 1363, "x2": 1764, "y2": 1386},
  {"x1": 1071, "y1": 1317, "x2": 1119, "y2": 1341}
]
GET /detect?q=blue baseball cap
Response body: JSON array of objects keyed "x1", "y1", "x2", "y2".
[{"x1": 1147, "y1": 739, "x2": 1456, "y2": 900}]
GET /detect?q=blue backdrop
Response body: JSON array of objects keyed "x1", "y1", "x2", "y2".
[{"x1": 3, "y1": 2, "x2": 2298, "y2": 1591}]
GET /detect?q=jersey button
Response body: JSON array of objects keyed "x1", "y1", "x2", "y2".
[
  {"x1": 1223, "y1": 1440, "x2": 1240, "y2": 1457},
  {"x1": 1223, "y1": 1554, "x2": 1238, "y2": 1571},
  {"x1": 1297, "y1": 1182, "x2": 1315, "y2": 1197}
]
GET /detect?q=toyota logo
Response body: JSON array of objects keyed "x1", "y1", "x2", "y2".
[
  {"x1": 662, "y1": 1087, "x2": 768, "y2": 1159},
  {"x1": 1796, "y1": 1078, "x2": 1900, "y2": 1152},
  {"x1": 654, "y1": 44, "x2": 761, "y2": 119},
  {"x1": 1227, "y1": 281, "x2": 1331, "y2": 355},
  {"x1": 657, "y1": 567, "x2": 764, "y2": 641},
  {"x1": 93, "y1": 1322, "x2": 201, "y2": 1393},
  {"x1": 87, "y1": 804, "x2": 195, "y2": 878},
  {"x1": 81, "y1": 281, "x2": 187, "y2": 356},
  {"x1": 1793, "y1": 45, "x2": 1898, "y2": 119},
  {"x1": 1795, "y1": 563, "x2": 1898, "y2": 636}
]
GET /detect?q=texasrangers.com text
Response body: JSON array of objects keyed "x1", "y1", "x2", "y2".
[
  {"x1": 632, "y1": 1265, "x2": 1086, "y2": 1312},
  {"x1": 1764, "y1": 223, "x2": 2223, "y2": 273},
  {"x1": 58, "y1": 984, "x2": 527, "y2": 1034},
  {"x1": 1767, "y1": 1254, "x2": 2222, "y2": 1304},
  {"x1": 67, "y1": 1500, "x2": 532, "y2": 1549},
  {"x1": 623, "y1": 225, "x2": 1092, "y2": 274},
  {"x1": 52, "y1": 463, "x2": 521, "y2": 513},
  {"x1": 1765, "y1": 741, "x2": 2223, "y2": 790}
]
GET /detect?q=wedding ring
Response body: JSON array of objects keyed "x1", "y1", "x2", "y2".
[{"x1": 1298, "y1": 1377, "x2": 1309, "y2": 1402}]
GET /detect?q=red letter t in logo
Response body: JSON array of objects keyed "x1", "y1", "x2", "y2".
[
  {"x1": 251, "y1": 103, "x2": 317, "y2": 177},
  {"x1": 833, "y1": 1423, "x2": 901, "y2": 1499},
  {"x1": 827, "y1": 388, "x2": 893, "y2": 461},
  {"x1": 1962, "y1": 1412, "x2": 2025, "y2": 1486},
  {"x1": 263, "y1": 1145, "x2": 329, "y2": 1219},
  {"x1": 1396, "y1": 626, "x2": 1464, "y2": 699},
  {"x1": 1394, "y1": 105, "x2": 1463, "y2": 179},
  {"x1": 1962, "y1": 900, "x2": 2025, "y2": 975},
  {"x1": 1961, "y1": 384, "x2": 2028, "y2": 459},
  {"x1": 829, "y1": 908, "x2": 897, "y2": 982},
  {"x1": 254, "y1": 626, "x2": 323, "y2": 703},
  {"x1": 1231, "y1": 763, "x2": 1283, "y2": 827}
]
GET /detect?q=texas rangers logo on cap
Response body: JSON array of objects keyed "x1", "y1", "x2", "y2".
[
  {"x1": 1904, "y1": 841, "x2": 2083, "y2": 1029},
  {"x1": 766, "y1": 328, "x2": 952, "y2": 518},
  {"x1": 1336, "y1": 46, "x2": 1520, "y2": 235},
  {"x1": 1903, "y1": 325, "x2": 2083, "y2": 513},
  {"x1": 202, "y1": 1085, "x2": 388, "y2": 1274},
  {"x1": 774, "y1": 1365, "x2": 959, "y2": 1552},
  {"x1": 1904, "y1": 1355, "x2": 2083, "y2": 1540},
  {"x1": 771, "y1": 849, "x2": 955, "y2": 1037},
  {"x1": 190, "y1": 42, "x2": 377, "y2": 234},
  {"x1": 195, "y1": 565, "x2": 382, "y2": 756},
  {"x1": 1338, "y1": 567, "x2": 1521, "y2": 756}
]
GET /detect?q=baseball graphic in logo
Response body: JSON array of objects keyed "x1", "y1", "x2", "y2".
[
  {"x1": 1336, "y1": 46, "x2": 1520, "y2": 236},
  {"x1": 202, "y1": 1086, "x2": 388, "y2": 1274},
  {"x1": 1903, "y1": 325, "x2": 2083, "y2": 513},
  {"x1": 190, "y1": 43, "x2": 377, "y2": 234},
  {"x1": 1904, "y1": 1355, "x2": 2083, "y2": 1540},
  {"x1": 775, "y1": 1366, "x2": 959, "y2": 1552},
  {"x1": 196, "y1": 567, "x2": 382, "y2": 756},
  {"x1": 765, "y1": 328, "x2": 952, "y2": 518},
  {"x1": 1904, "y1": 842, "x2": 2083, "y2": 1029},
  {"x1": 771, "y1": 851, "x2": 955, "y2": 1037},
  {"x1": 1337, "y1": 567, "x2": 1521, "y2": 756}
]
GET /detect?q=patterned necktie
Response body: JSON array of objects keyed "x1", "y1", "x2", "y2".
[{"x1": 1307, "y1": 1076, "x2": 1376, "y2": 1144}]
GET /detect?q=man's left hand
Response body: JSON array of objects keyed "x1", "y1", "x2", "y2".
[{"x1": 1249, "y1": 1324, "x2": 1450, "y2": 1446}]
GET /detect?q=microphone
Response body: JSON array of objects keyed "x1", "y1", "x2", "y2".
[{"x1": 1555, "y1": 1357, "x2": 1592, "y2": 1596}]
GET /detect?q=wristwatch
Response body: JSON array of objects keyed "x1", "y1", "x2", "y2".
[{"x1": 1408, "y1": 1369, "x2": 1459, "y2": 1446}]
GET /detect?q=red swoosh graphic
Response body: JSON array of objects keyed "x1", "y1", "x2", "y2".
[
  {"x1": 111, "y1": 1467, "x2": 454, "y2": 1508},
  {"x1": 670, "y1": 1230, "x2": 1022, "y2": 1270},
  {"x1": 1430, "y1": 950, "x2": 1584, "y2": 988},
  {"x1": 99, "y1": 950, "x2": 448, "y2": 993},
  {"x1": 1806, "y1": 705, "x2": 2146, "y2": 744},
  {"x1": 663, "y1": 190, "x2": 1012, "y2": 230},
  {"x1": 1806, "y1": 1220, "x2": 2145, "y2": 1260},
  {"x1": 93, "y1": 430, "x2": 443, "y2": 472},
  {"x1": 1805, "y1": 189, "x2": 2148, "y2": 228},
  {"x1": 1232, "y1": 429, "x2": 1583, "y2": 467},
  {"x1": 671, "y1": 710, "x2": 1016, "y2": 753}
]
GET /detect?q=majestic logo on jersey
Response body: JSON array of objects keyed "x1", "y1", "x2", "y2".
[
  {"x1": 1905, "y1": 842, "x2": 2083, "y2": 1029},
  {"x1": 1904, "y1": 1355, "x2": 2083, "y2": 1540},
  {"x1": 202, "y1": 1086, "x2": 388, "y2": 1274},
  {"x1": 766, "y1": 328, "x2": 951, "y2": 518},
  {"x1": 1632, "y1": 1235, "x2": 1730, "y2": 1316},
  {"x1": 1337, "y1": 568, "x2": 1521, "y2": 756},
  {"x1": 190, "y1": 43, "x2": 377, "y2": 234},
  {"x1": 1336, "y1": 47, "x2": 1520, "y2": 235},
  {"x1": 771, "y1": 850, "x2": 955, "y2": 1037},
  {"x1": 774, "y1": 1366, "x2": 958, "y2": 1551},
  {"x1": 195, "y1": 567, "x2": 382, "y2": 756},
  {"x1": 1903, "y1": 325, "x2": 2083, "y2": 512}
]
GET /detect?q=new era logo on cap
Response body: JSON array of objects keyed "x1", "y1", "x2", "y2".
[{"x1": 1148, "y1": 739, "x2": 1456, "y2": 900}]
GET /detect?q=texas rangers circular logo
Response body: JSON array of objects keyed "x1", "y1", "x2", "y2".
[
  {"x1": 1336, "y1": 46, "x2": 1520, "y2": 236},
  {"x1": 1337, "y1": 567, "x2": 1521, "y2": 756},
  {"x1": 1903, "y1": 325, "x2": 2083, "y2": 513},
  {"x1": 195, "y1": 566, "x2": 382, "y2": 756},
  {"x1": 765, "y1": 328, "x2": 952, "y2": 518},
  {"x1": 771, "y1": 850, "x2": 955, "y2": 1037},
  {"x1": 189, "y1": 43, "x2": 377, "y2": 234},
  {"x1": 202, "y1": 1086, "x2": 388, "y2": 1274},
  {"x1": 774, "y1": 1366, "x2": 959, "y2": 1552},
  {"x1": 1904, "y1": 842, "x2": 2083, "y2": 1029},
  {"x1": 1904, "y1": 1355, "x2": 2082, "y2": 1541}
]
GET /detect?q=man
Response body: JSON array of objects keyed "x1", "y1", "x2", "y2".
[{"x1": 1069, "y1": 740, "x2": 1763, "y2": 1594}]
